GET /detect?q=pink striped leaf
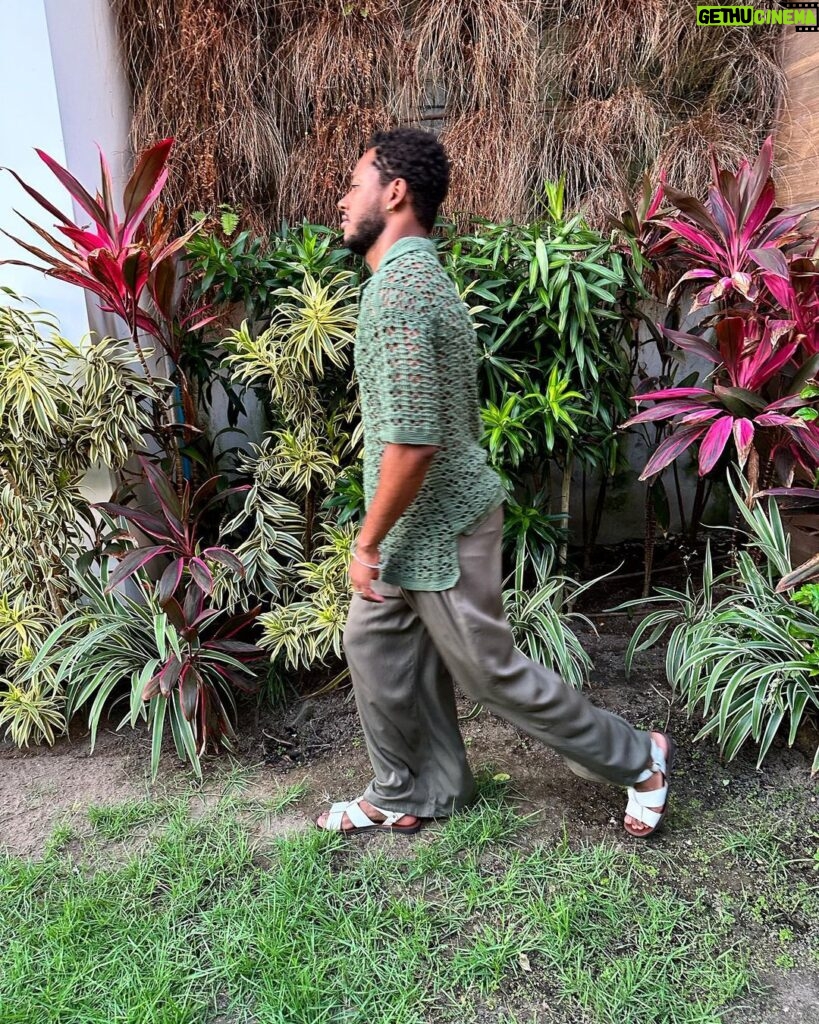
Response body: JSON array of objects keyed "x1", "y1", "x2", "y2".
[
  {"x1": 623, "y1": 400, "x2": 712, "y2": 426},
  {"x1": 748, "y1": 246, "x2": 789, "y2": 279},
  {"x1": 698, "y1": 415, "x2": 734, "y2": 475},
  {"x1": 740, "y1": 180, "x2": 776, "y2": 246},
  {"x1": 122, "y1": 138, "x2": 173, "y2": 243},
  {"x1": 667, "y1": 268, "x2": 716, "y2": 304},
  {"x1": 633, "y1": 387, "x2": 713, "y2": 402},
  {"x1": 663, "y1": 327, "x2": 720, "y2": 363},
  {"x1": 638, "y1": 424, "x2": 708, "y2": 481},
  {"x1": 188, "y1": 557, "x2": 214, "y2": 595},
  {"x1": 680, "y1": 408, "x2": 722, "y2": 425},
  {"x1": 35, "y1": 148, "x2": 109, "y2": 233},
  {"x1": 106, "y1": 545, "x2": 171, "y2": 591},
  {"x1": 0, "y1": 166, "x2": 73, "y2": 226},
  {"x1": 754, "y1": 413, "x2": 803, "y2": 428},
  {"x1": 733, "y1": 418, "x2": 755, "y2": 469},
  {"x1": 657, "y1": 218, "x2": 724, "y2": 262}
]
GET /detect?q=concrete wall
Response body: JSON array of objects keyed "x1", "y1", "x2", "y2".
[{"x1": 777, "y1": 31, "x2": 819, "y2": 204}]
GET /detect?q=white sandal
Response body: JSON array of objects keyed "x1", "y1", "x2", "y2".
[
  {"x1": 624, "y1": 733, "x2": 675, "y2": 838},
  {"x1": 317, "y1": 798, "x2": 423, "y2": 835}
]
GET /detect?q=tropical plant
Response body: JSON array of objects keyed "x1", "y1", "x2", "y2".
[
  {"x1": 27, "y1": 562, "x2": 264, "y2": 777},
  {"x1": 619, "y1": 477, "x2": 819, "y2": 771},
  {"x1": 1, "y1": 139, "x2": 218, "y2": 486},
  {"x1": 440, "y1": 181, "x2": 637, "y2": 567},
  {"x1": 652, "y1": 137, "x2": 818, "y2": 313},
  {"x1": 624, "y1": 316, "x2": 819, "y2": 486},
  {"x1": 502, "y1": 548, "x2": 613, "y2": 691},
  {"x1": 0, "y1": 297, "x2": 152, "y2": 745},
  {"x1": 257, "y1": 523, "x2": 356, "y2": 689},
  {"x1": 222, "y1": 268, "x2": 359, "y2": 562},
  {"x1": 626, "y1": 137, "x2": 819, "y2": 500},
  {"x1": 96, "y1": 457, "x2": 248, "y2": 604},
  {"x1": 186, "y1": 216, "x2": 355, "y2": 323}
]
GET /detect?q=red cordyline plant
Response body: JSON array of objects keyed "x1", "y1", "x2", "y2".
[
  {"x1": 0, "y1": 139, "x2": 214, "y2": 483},
  {"x1": 651, "y1": 137, "x2": 819, "y2": 313},
  {"x1": 625, "y1": 137, "x2": 819, "y2": 494},
  {"x1": 96, "y1": 456, "x2": 248, "y2": 602}
]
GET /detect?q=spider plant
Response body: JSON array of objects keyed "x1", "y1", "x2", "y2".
[{"x1": 618, "y1": 476, "x2": 819, "y2": 771}]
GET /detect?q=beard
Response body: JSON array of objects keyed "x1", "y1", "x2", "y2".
[{"x1": 345, "y1": 210, "x2": 386, "y2": 256}]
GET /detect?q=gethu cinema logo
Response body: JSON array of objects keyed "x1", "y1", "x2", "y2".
[{"x1": 696, "y1": 6, "x2": 818, "y2": 26}]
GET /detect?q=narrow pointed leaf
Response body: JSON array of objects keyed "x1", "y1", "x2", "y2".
[
  {"x1": 189, "y1": 557, "x2": 214, "y2": 594},
  {"x1": 35, "y1": 148, "x2": 109, "y2": 231},
  {"x1": 158, "y1": 558, "x2": 185, "y2": 605},
  {"x1": 698, "y1": 415, "x2": 734, "y2": 475},
  {"x1": 106, "y1": 545, "x2": 171, "y2": 590},
  {"x1": 639, "y1": 424, "x2": 708, "y2": 480},
  {"x1": 122, "y1": 138, "x2": 173, "y2": 233}
]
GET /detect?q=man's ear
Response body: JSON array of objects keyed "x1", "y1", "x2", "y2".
[{"x1": 388, "y1": 177, "x2": 409, "y2": 210}]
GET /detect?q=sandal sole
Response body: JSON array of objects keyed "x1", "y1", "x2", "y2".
[
  {"x1": 315, "y1": 816, "x2": 424, "y2": 836},
  {"x1": 624, "y1": 732, "x2": 676, "y2": 839}
]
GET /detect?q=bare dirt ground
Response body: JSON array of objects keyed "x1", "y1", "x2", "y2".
[{"x1": 2, "y1": 625, "x2": 817, "y2": 1023}]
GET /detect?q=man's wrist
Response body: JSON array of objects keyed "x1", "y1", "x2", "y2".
[{"x1": 356, "y1": 541, "x2": 380, "y2": 559}]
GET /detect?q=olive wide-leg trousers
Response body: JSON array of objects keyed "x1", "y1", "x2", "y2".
[{"x1": 343, "y1": 507, "x2": 652, "y2": 819}]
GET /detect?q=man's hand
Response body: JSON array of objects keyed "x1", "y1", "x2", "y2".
[
  {"x1": 349, "y1": 544, "x2": 384, "y2": 603},
  {"x1": 350, "y1": 443, "x2": 438, "y2": 603}
]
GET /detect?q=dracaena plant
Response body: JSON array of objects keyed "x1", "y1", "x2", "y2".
[
  {"x1": 95, "y1": 456, "x2": 248, "y2": 605},
  {"x1": 1, "y1": 139, "x2": 215, "y2": 484}
]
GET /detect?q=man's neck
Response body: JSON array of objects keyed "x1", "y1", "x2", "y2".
[{"x1": 365, "y1": 225, "x2": 429, "y2": 273}]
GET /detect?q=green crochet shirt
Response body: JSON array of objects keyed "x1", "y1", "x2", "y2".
[{"x1": 355, "y1": 236, "x2": 504, "y2": 591}]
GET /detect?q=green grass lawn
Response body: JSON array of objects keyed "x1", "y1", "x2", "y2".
[{"x1": 0, "y1": 775, "x2": 764, "y2": 1024}]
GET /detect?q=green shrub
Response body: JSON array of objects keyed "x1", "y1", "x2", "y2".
[
  {"x1": 0, "y1": 298, "x2": 152, "y2": 744},
  {"x1": 620, "y1": 477, "x2": 819, "y2": 771}
]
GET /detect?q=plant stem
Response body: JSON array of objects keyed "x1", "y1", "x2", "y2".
[
  {"x1": 643, "y1": 483, "x2": 656, "y2": 598},
  {"x1": 558, "y1": 448, "x2": 573, "y2": 569}
]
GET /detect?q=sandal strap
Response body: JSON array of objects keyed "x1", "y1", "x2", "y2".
[
  {"x1": 625, "y1": 787, "x2": 667, "y2": 828},
  {"x1": 634, "y1": 736, "x2": 668, "y2": 785},
  {"x1": 324, "y1": 798, "x2": 406, "y2": 831}
]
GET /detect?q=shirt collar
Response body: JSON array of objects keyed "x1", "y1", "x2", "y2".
[{"x1": 375, "y1": 235, "x2": 438, "y2": 272}]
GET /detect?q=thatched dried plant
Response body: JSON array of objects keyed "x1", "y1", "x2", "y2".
[
  {"x1": 111, "y1": 0, "x2": 788, "y2": 236},
  {"x1": 442, "y1": 107, "x2": 537, "y2": 224},
  {"x1": 660, "y1": 0, "x2": 785, "y2": 107},
  {"x1": 546, "y1": 0, "x2": 670, "y2": 99},
  {"x1": 410, "y1": 0, "x2": 540, "y2": 223},
  {"x1": 113, "y1": 0, "x2": 284, "y2": 230},
  {"x1": 271, "y1": 0, "x2": 415, "y2": 223},
  {"x1": 650, "y1": 109, "x2": 761, "y2": 194},
  {"x1": 273, "y1": 0, "x2": 416, "y2": 136},
  {"x1": 535, "y1": 86, "x2": 665, "y2": 225},
  {"x1": 277, "y1": 107, "x2": 396, "y2": 225},
  {"x1": 411, "y1": 0, "x2": 540, "y2": 116}
]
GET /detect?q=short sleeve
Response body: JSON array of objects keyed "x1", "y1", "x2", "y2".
[{"x1": 374, "y1": 266, "x2": 442, "y2": 446}]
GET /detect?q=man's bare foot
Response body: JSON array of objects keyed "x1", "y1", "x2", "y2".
[
  {"x1": 624, "y1": 731, "x2": 669, "y2": 836},
  {"x1": 316, "y1": 798, "x2": 419, "y2": 833}
]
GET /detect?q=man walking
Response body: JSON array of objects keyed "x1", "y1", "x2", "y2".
[{"x1": 317, "y1": 128, "x2": 672, "y2": 839}]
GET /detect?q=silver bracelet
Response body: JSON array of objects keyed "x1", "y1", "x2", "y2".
[{"x1": 351, "y1": 547, "x2": 380, "y2": 570}]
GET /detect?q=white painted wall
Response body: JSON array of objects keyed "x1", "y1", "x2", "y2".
[{"x1": 0, "y1": 0, "x2": 89, "y2": 339}]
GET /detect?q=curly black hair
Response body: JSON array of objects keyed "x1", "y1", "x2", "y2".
[{"x1": 368, "y1": 128, "x2": 450, "y2": 231}]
